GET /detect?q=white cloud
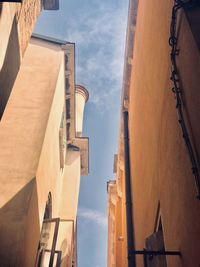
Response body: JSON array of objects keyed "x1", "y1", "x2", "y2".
[
  {"x1": 65, "y1": 1, "x2": 128, "y2": 109},
  {"x1": 78, "y1": 206, "x2": 107, "y2": 228}
]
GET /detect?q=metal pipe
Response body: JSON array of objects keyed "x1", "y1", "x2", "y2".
[
  {"x1": 143, "y1": 253, "x2": 148, "y2": 267},
  {"x1": 123, "y1": 111, "x2": 136, "y2": 267}
]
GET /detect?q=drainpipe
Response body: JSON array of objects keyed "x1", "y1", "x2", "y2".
[{"x1": 123, "y1": 111, "x2": 136, "y2": 267}]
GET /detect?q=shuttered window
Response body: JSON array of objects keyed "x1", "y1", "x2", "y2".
[{"x1": 145, "y1": 221, "x2": 167, "y2": 267}]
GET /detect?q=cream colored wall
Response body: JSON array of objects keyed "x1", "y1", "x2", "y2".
[
  {"x1": 55, "y1": 150, "x2": 81, "y2": 267},
  {"x1": 0, "y1": 40, "x2": 64, "y2": 266},
  {"x1": 59, "y1": 150, "x2": 81, "y2": 220},
  {"x1": 0, "y1": 41, "x2": 63, "y2": 209},
  {"x1": 75, "y1": 91, "x2": 86, "y2": 135},
  {"x1": 25, "y1": 41, "x2": 83, "y2": 267},
  {"x1": 30, "y1": 38, "x2": 65, "y2": 52},
  {"x1": 22, "y1": 40, "x2": 85, "y2": 267},
  {"x1": 35, "y1": 49, "x2": 65, "y2": 226},
  {"x1": 0, "y1": 1, "x2": 41, "y2": 117},
  {"x1": 0, "y1": 3, "x2": 20, "y2": 117},
  {"x1": 0, "y1": 33, "x2": 87, "y2": 266},
  {"x1": 0, "y1": 3, "x2": 16, "y2": 70},
  {"x1": 32, "y1": 47, "x2": 82, "y2": 267}
]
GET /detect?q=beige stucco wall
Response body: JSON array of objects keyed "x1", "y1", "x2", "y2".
[
  {"x1": 0, "y1": 1, "x2": 41, "y2": 118},
  {"x1": 57, "y1": 150, "x2": 81, "y2": 267},
  {"x1": 0, "y1": 36, "x2": 87, "y2": 267},
  {"x1": 0, "y1": 3, "x2": 16, "y2": 70},
  {"x1": 0, "y1": 41, "x2": 63, "y2": 209},
  {"x1": 60, "y1": 151, "x2": 81, "y2": 220},
  {"x1": 0, "y1": 3, "x2": 20, "y2": 118},
  {"x1": 0, "y1": 39, "x2": 64, "y2": 267},
  {"x1": 75, "y1": 85, "x2": 89, "y2": 136},
  {"x1": 0, "y1": 1, "x2": 41, "y2": 65},
  {"x1": 75, "y1": 92, "x2": 85, "y2": 135}
]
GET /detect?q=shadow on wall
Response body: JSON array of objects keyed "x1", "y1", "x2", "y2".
[
  {"x1": 60, "y1": 239, "x2": 69, "y2": 267},
  {"x1": 0, "y1": 179, "x2": 40, "y2": 267},
  {"x1": 0, "y1": 16, "x2": 20, "y2": 119}
]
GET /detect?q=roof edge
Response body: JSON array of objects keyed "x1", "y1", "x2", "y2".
[{"x1": 31, "y1": 33, "x2": 74, "y2": 46}]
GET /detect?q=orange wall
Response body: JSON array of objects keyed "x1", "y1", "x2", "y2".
[
  {"x1": 107, "y1": 169, "x2": 128, "y2": 267},
  {"x1": 128, "y1": 1, "x2": 200, "y2": 266}
]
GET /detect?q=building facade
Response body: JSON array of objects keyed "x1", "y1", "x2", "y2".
[
  {"x1": 0, "y1": 34, "x2": 89, "y2": 267},
  {"x1": 108, "y1": 0, "x2": 200, "y2": 267},
  {"x1": 0, "y1": 0, "x2": 59, "y2": 121},
  {"x1": 107, "y1": 179, "x2": 128, "y2": 267}
]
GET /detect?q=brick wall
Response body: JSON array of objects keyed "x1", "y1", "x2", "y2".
[{"x1": 16, "y1": 0, "x2": 42, "y2": 57}]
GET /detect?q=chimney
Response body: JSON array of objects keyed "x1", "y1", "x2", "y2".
[{"x1": 75, "y1": 85, "x2": 89, "y2": 137}]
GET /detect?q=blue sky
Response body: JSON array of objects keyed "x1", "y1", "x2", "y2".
[{"x1": 35, "y1": 0, "x2": 128, "y2": 266}]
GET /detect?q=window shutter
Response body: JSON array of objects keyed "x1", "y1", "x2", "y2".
[{"x1": 145, "y1": 230, "x2": 167, "y2": 267}]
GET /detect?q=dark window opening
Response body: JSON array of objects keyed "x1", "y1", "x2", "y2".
[
  {"x1": 35, "y1": 193, "x2": 52, "y2": 267},
  {"x1": 65, "y1": 77, "x2": 70, "y2": 94},
  {"x1": 67, "y1": 123, "x2": 70, "y2": 141},
  {"x1": 65, "y1": 54, "x2": 69, "y2": 70},
  {"x1": 44, "y1": 192, "x2": 52, "y2": 220},
  {"x1": 184, "y1": 3, "x2": 200, "y2": 49},
  {"x1": 66, "y1": 98, "x2": 70, "y2": 119}
]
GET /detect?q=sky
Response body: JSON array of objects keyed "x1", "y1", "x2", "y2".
[{"x1": 35, "y1": 1, "x2": 129, "y2": 266}]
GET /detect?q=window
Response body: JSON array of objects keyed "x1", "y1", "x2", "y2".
[
  {"x1": 35, "y1": 193, "x2": 52, "y2": 267},
  {"x1": 59, "y1": 111, "x2": 66, "y2": 169},
  {"x1": 65, "y1": 77, "x2": 70, "y2": 95},
  {"x1": 66, "y1": 98, "x2": 70, "y2": 119},
  {"x1": 66, "y1": 122, "x2": 70, "y2": 141},
  {"x1": 65, "y1": 54, "x2": 69, "y2": 70},
  {"x1": 184, "y1": 3, "x2": 200, "y2": 49}
]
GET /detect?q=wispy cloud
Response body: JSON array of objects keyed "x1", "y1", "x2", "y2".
[
  {"x1": 35, "y1": 1, "x2": 128, "y2": 110},
  {"x1": 66, "y1": 1, "x2": 128, "y2": 109},
  {"x1": 78, "y1": 206, "x2": 107, "y2": 228}
]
